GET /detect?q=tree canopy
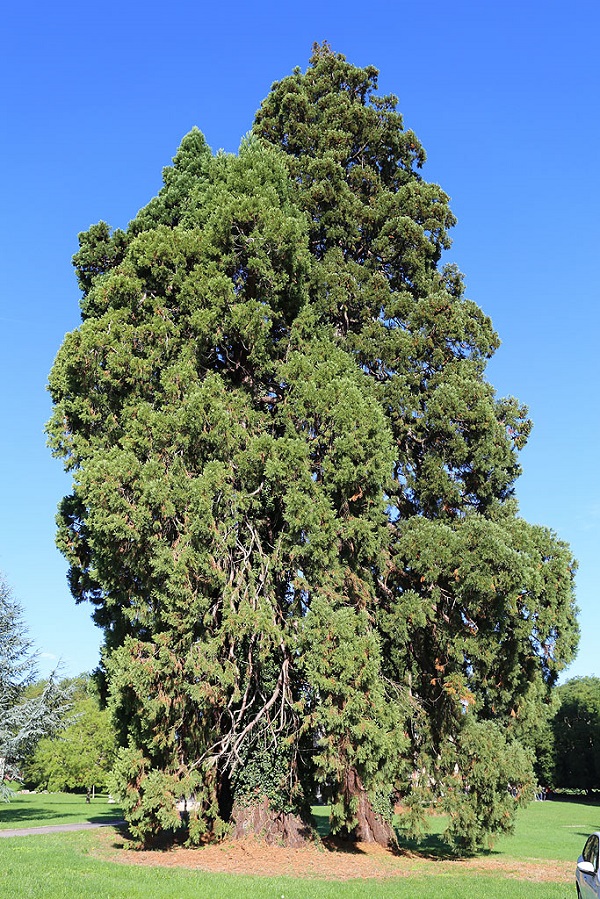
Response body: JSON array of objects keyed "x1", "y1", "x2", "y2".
[
  {"x1": 47, "y1": 43, "x2": 579, "y2": 850},
  {"x1": 24, "y1": 675, "x2": 116, "y2": 793},
  {"x1": 552, "y1": 677, "x2": 600, "y2": 792},
  {"x1": 0, "y1": 578, "x2": 71, "y2": 798}
]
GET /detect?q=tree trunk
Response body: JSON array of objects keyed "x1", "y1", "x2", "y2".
[
  {"x1": 216, "y1": 768, "x2": 234, "y2": 823},
  {"x1": 342, "y1": 768, "x2": 396, "y2": 847},
  {"x1": 231, "y1": 796, "x2": 313, "y2": 847}
]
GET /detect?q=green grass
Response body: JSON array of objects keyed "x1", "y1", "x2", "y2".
[
  {"x1": 397, "y1": 796, "x2": 600, "y2": 862},
  {"x1": 0, "y1": 790, "x2": 123, "y2": 829},
  {"x1": 493, "y1": 796, "x2": 600, "y2": 862},
  {"x1": 0, "y1": 793, "x2": 595, "y2": 898},
  {"x1": 0, "y1": 831, "x2": 576, "y2": 899}
]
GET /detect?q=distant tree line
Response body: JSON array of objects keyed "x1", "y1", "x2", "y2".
[
  {"x1": 0, "y1": 574, "x2": 115, "y2": 798},
  {"x1": 23, "y1": 675, "x2": 116, "y2": 794},
  {"x1": 542, "y1": 676, "x2": 600, "y2": 794},
  {"x1": 0, "y1": 577, "x2": 71, "y2": 799}
]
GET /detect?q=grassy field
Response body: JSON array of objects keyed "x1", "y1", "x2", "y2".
[
  {"x1": 490, "y1": 796, "x2": 600, "y2": 862},
  {"x1": 0, "y1": 792, "x2": 597, "y2": 898},
  {"x1": 399, "y1": 795, "x2": 600, "y2": 862},
  {"x1": 0, "y1": 789, "x2": 123, "y2": 829}
]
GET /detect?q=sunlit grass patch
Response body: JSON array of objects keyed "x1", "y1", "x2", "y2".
[{"x1": 0, "y1": 790, "x2": 123, "y2": 830}]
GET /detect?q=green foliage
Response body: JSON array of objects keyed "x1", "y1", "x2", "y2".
[
  {"x1": 439, "y1": 718, "x2": 535, "y2": 852},
  {"x1": 552, "y1": 676, "x2": 600, "y2": 790},
  {"x1": 0, "y1": 578, "x2": 72, "y2": 799},
  {"x1": 232, "y1": 742, "x2": 299, "y2": 814},
  {"x1": 47, "y1": 44, "x2": 578, "y2": 850},
  {"x1": 509, "y1": 677, "x2": 558, "y2": 787},
  {"x1": 24, "y1": 676, "x2": 116, "y2": 792},
  {"x1": 110, "y1": 747, "x2": 187, "y2": 844}
]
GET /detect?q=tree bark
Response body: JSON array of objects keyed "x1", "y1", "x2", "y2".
[
  {"x1": 231, "y1": 797, "x2": 313, "y2": 847},
  {"x1": 342, "y1": 767, "x2": 396, "y2": 847}
]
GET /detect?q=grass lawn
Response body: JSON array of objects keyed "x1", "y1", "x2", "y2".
[
  {"x1": 492, "y1": 796, "x2": 600, "y2": 862},
  {"x1": 0, "y1": 789, "x2": 123, "y2": 829},
  {"x1": 0, "y1": 792, "x2": 596, "y2": 898},
  {"x1": 398, "y1": 795, "x2": 600, "y2": 863}
]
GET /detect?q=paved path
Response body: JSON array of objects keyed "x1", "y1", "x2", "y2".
[{"x1": 0, "y1": 819, "x2": 125, "y2": 837}]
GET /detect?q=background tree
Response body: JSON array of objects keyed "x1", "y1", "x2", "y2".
[
  {"x1": 48, "y1": 45, "x2": 578, "y2": 850},
  {"x1": 552, "y1": 677, "x2": 600, "y2": 792},
  {"x1": 0, "y1": 577, "x2": 71, "y2": 798},
  {"x1": 24, "y1": 675, "x2": 116, "y2": 794}
]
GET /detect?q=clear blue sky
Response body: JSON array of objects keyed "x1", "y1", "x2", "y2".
[{"x1": 1, "y1": 0, "x2": 598, "y2": 681}]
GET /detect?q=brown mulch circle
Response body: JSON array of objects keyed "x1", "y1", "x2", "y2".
[{"x1": 94, "y1": 829, "x2": 573, "y2": 883}]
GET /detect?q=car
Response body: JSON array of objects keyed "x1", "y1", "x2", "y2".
[{"x1": 577, "y1": 832, "x2": 600, "y2": 897}]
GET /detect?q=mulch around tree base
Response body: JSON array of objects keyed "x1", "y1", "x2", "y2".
[{"x1": 95, "y1": 830, "x2": 573, "y2": 883}]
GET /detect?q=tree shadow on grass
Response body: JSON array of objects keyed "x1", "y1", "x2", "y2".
[
  {"x1": 310, "y1": 807, "x2": 456, "y2": 859},
  {"x1": 107, "y1": 822, "x2": 132, "y2": 847},
  {"x1": 320, "y1": 836, "x2": 370, "y2": 855},
  {"x1": 0, "y1": 804, "x2": 125, "y2": 827},
  {"x1": 311, "y1": 808, "x2": 330, "y2": 839},
  {"x1": 304, "y1": 831, "x2": 458, "y2": 860},
  {"x1": 83, "y1": 814, "x2": 127, "y2": 826},
  {"x1": 394, "y1": 830, "x2": 458, "y2": 860},
  {"x1": 0, "y1": 806, "x2": 60, "y2": 826}
]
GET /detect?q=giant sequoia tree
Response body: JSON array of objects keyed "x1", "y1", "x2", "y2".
[{"x1": 48, "y1": 44, "x2": 578, "y2": 850}]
